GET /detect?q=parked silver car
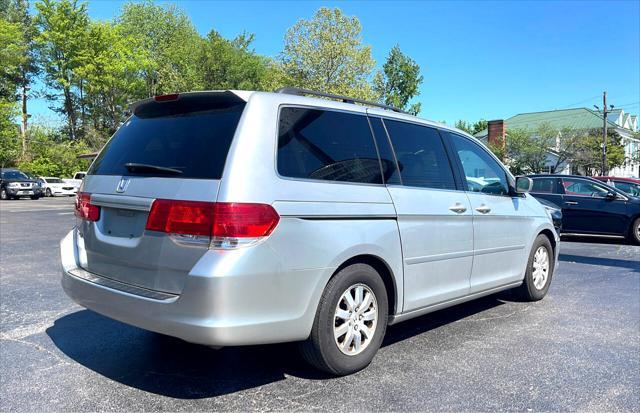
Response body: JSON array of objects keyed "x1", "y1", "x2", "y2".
[{"x1": 60, "y1": 89, "x2": 559, "y2": 375}]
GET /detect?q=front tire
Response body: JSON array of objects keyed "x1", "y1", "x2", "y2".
[
  {"x1": 30, "y1": 195, "x2": 40, "y2": 200},
  {"x1": 300, "y1": 263, "x2": 388, "y2": 376},
  {"x1": 629, "y1": 218, "x2": 640, "y2": 245},
  {"x1": 46, "y1": 188, "x2": 52, "y2": 197},
  {"x1": 0, "y1": 188, "x2": 8, "y2": 200},
  {"x1": 514, "y1": 234, "x2": 555, "y2": 301}
]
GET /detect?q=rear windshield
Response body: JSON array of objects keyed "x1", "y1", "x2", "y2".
[{"x1": 89, "y1": 104, "x2": 245, "y2": 179}]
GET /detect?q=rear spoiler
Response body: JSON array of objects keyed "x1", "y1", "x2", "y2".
[{"x1": 129, "y1": 91, "x2": 250, "y2": 118}]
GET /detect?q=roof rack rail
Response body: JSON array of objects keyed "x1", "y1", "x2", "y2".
[{"x1": 275, "y1": 87, "x2": 408, "y2": 114}]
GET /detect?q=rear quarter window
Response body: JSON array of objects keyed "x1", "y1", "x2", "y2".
[
  {"x1": 277, "y1": 107, "x2": 384, "y2": 184},
  {"x1": 89, "y1": 104, "x2": 245, "y2": 179}
]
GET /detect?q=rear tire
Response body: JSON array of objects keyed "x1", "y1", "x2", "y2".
[
  {"x1": 299, "y1": 263, "x2": 388, "y2": 376},
  {"x1": 513, "y1": 234, "x2": 555, "y2": 301},
  {"x1": 629, "y1": 218, "x2": 640, "y2": 245}
]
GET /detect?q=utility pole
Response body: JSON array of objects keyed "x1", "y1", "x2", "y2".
[{"x1": 602, "y1": 91, "x2": 607, "y2": 176}]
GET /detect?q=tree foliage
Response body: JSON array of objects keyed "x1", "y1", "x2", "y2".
[
  {"x1": 281, "y1": 7, "x2": 376, "y2": 99},
  {"x1": 454, "y1": 119, "x2": 488, "y2": 135},
  {"x1": 0, "y1": 2, "x2": 428, "y2": 177},
  {"x1": 374, "y1": 45, "x2": 423, "y2": 115}
]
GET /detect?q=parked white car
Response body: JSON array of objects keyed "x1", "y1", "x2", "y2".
[
  {"x1": 40, "y1": 176, "x2": 78, "y2": 197},
  {"x1": 63, "y1": 171, "x2": 87, "y2": 189}
]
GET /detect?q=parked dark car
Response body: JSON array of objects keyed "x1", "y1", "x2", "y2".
[
  {"x1": 0, "y1": 168, "x2": 44, "y2": 200},
  {"x1": 536, "y1": 197, "x2": 563, "y2": 233},
  {"x1": 593, "y1": 176, "x2": 640, "y2": 197},
  {"x1": 528, "y1": 174, "x2": 640, "y2": 244}
]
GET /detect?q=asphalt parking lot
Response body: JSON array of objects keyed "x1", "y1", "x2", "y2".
[{"x1": 1, "y1": 196, "x2": 639, "y2": 411}]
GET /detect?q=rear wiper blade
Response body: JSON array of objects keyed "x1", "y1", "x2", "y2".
[{"x1": 124, "y1": 163, "x2": 183, "y2": 175}]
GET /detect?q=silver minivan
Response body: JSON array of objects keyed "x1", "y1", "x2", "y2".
[{"x1": 60, "y1": 89, "x2": 559, "y2": 375}]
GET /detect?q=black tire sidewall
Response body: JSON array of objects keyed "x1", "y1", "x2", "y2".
[
  {"x1": 46, "y1": 188, "x2": 52, "y2": 197},
  {"x1": 630, "y1": 218, "x2": 640, "y2": 245},
  {"x1": 315, "y1": 264, "x2": 388, "y2": 375},
  {"x1": 523, "y1": 235, "x2": 554, "y2": 300},
  {"x1": 0, "y1": 188, "x2": 7, "y2": 200}
]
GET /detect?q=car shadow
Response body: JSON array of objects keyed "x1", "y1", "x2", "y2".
[
  {"x1": 559, "y1": 253, "x2": 640, "y2": 272},
  {"x1": 560, "y1": 235, "x2": 633, "y2": 245},
  {"x1": 47, "y1": 296, "x2": 505, "y2": 399}
]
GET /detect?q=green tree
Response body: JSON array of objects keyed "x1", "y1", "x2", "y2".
[
  {"x1": 454, "y1": 119, "x2": 488, "y2": 135},
  {"x1": 3, "y1": 1, "x2": 40, "y2": 157},
  {"x1": 374, "y1": 45, "x2": 423, "y2": 115},
  {"x1": 35, "y1": 0, "x2": 89, "y2": 140},
  {"x1": 280, "y1": 7, "x2": 375, "y2": 99},
  {"x1": 0, "y1": 11, "x2": 27, "y2": 165},
  {"x1": 454, "y1": 120, "x2": 473, "y2": 134},
  {"x1": 572, "y1": 129, "x2": 625, "y2": 175},
  {"x1": 117, "y1": 1, "x2": 202, "y2": 96},
  {"x1": 503, "y1": 126, "x2": 553, "y2": 175},
  {"x1": 76, "y1": 21, "x2": 150, "y2": 137},
  {"x1": 17, "y1": 125, "x2": 90, "y2": 176},
  {"x1": 199, "y1": 30, "x2": 269, "y2": 90}
]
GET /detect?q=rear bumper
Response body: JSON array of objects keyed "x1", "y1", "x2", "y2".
[{"x1": 59, "y1": 229, "x2": 327, "y2": 346}]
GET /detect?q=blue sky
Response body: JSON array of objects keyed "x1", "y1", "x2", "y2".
[{"x1": 30, "y1": 0, "x2": 640, "y2": 125}]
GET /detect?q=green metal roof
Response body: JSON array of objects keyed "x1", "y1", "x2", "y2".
[{"x1": 504, "y1": 108, "x2": 618, "y2": 132}]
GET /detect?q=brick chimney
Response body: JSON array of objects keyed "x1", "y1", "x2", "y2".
[{"x1": 487, "y1": 119, "x2": 506, "y2": 155}]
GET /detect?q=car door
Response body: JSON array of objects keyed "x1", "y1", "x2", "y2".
[
  {"x1": 529, "y1": 176, "x2": 564, "y2": 208},
  {"x1": 446, "y1": 132, "x2": 533, "y2": 293},
  {"x1": 370, "y1": 117, "x2": 473, "y2": 312},
  {"x1": 560, "y1": 177, "x2": 629, "y2": 235}
]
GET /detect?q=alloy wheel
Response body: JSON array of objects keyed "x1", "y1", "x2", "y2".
[
  {"x1": 532, "y1": 246, "x2": 550, "y2": 290},
  {"x1": 333, "y1": 284, "x2": 378, "y2": 356}
]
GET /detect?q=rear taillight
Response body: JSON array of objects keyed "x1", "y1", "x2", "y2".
[
  {"x1": 145, "y1": 200, "x2": 215, "y2": 236},
  {"x1": 74, "y1": 192, "x2": 100, "y2": 221},
  {"x1": 145, "y1": 200, "x2": 280, "y2": 249}
]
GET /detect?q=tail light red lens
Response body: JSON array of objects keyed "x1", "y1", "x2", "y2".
[
  {"x1": 146, "y1": 200, "x2": 215, "y2": 236},
  {"x1": 75, "y1": 192, "x2": 100, "y2": 221},
  {"x1": 212, "y1": 203, "x2": 280, "y2": 238},
  {"x1": 145, "y1": 200, "x2": 280, "y2": 239}
]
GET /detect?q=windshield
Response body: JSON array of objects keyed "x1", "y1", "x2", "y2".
[
  {"x1": 614, "y1": 181, "x2": 640, "y2": 197},
  {"x1": 1, "y1": 170, "x2": 30, "y2": 180},
  {"x1": 45, "y1": 178, "x2": 63, "y2": 183},
  {"x1": 89, "y1": 103, "x2": 245, "y2": 179}
]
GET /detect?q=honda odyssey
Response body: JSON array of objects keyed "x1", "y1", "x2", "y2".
[{"x1": 60, "y1": 88, "x2": 559, "y2": 375}]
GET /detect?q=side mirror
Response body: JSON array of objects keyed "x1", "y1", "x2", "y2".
[
  {"x1": 605, "y1": 191, "x2": 617, "y2": 200},
  {"x1": 515, "y1": 176, "x2": 533, "y2": 193}
]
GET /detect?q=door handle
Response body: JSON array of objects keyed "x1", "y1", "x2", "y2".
[
  {"x1": 565, "y1": 201, "x2": 578, "y2": 205},
  {"x1": 475, "y1": 204, "x2": 491, "y2": 214},
  {"x1": 448, "y1": 203, "x2": 467, "y2": 214}
]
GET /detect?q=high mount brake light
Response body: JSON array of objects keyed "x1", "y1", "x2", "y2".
[
  {"x1": 153, "y1": 93, "x2": 179, "y2": 102},
  {"x1": 145, "y1": 200, "x2": 280, "y2": 248},
  {"x1": 74, "y1": 192, "x2": 100, "y2": 221}
]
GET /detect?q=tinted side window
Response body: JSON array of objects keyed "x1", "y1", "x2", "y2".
[
  {"x1": 368, "y1": 117, "x2": 400, "y2": 185},
  {"x1": 277, "y1": 108, "x2": 383, "y2": 184},
  {"x1": 449, "y1": 133, "x2": 509, "y2": 195},
  {"x1": 383, "y1": 120, "x2": 456, "y2": 190},
  {"x1": 562, "y1": 178, "x2": 610, "y2": 198},
  {"x1": 531, "y1": 178, "x2": 558, "y2": 194}
]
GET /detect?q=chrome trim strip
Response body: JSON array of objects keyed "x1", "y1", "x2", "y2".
[
  {"x1": 90, "y1": 194, "x2": 154, "y2": 212},
  {"x1": 67, "y1": 267, "x2": 178, "y2": 301}
]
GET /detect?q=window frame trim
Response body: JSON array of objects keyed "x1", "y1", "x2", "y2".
[
  {"x1": 274, "y1": 104, "x2": 387, "y2": 188},
  {"x1": 377, "y1": 117, "x2": 462, "y2": 192},
  {"x1": 446, "y1": 131, "x2": 516, "y2": 198}
]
